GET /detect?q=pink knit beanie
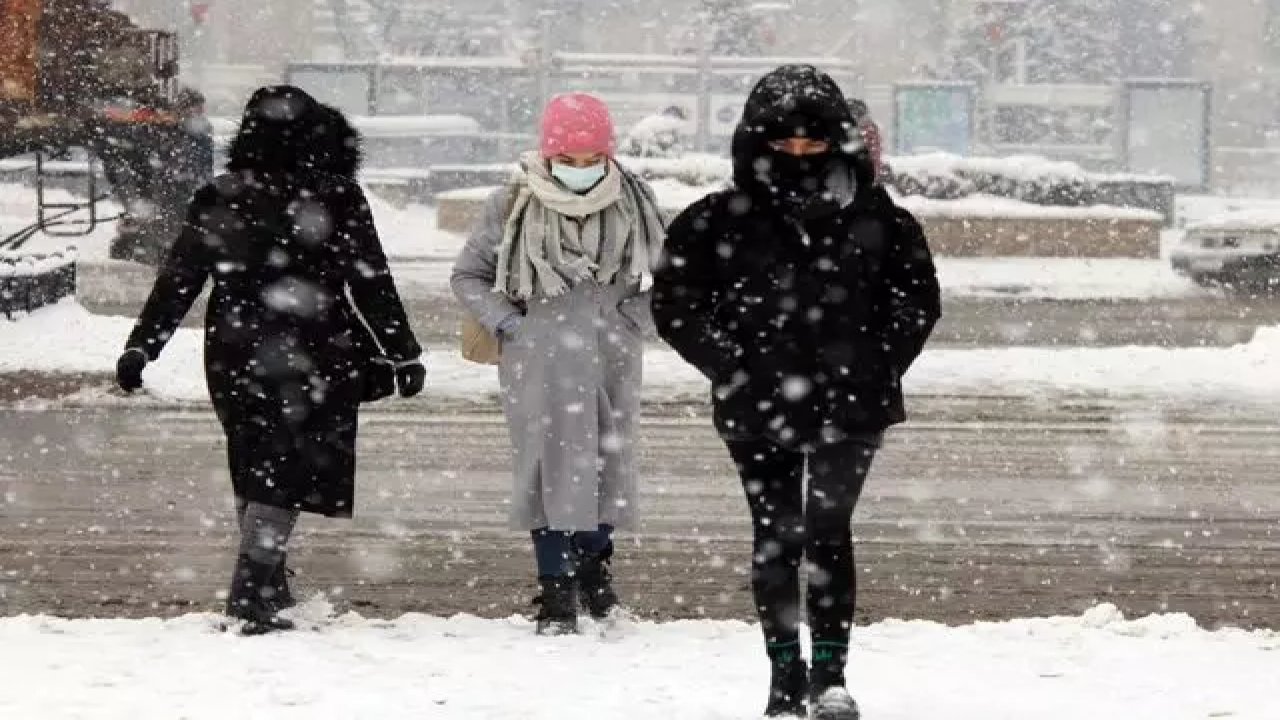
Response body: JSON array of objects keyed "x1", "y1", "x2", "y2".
[{"x1": 539, "y1": 93, "x2": 616, "y2": 158}]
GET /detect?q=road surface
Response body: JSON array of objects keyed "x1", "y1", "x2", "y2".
[{"x1": 2, "y1": 406, "x2": 1277, "y2": 628}]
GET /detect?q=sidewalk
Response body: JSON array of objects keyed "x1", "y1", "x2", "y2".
[{"x1": 7, "y1": 301, "x2": 1280, "y2": 428}]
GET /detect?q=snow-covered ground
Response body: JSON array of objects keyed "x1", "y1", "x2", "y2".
[
  {"x1": 935, "y1": 255, "x2": 1197, "y2": 299},
  {"x1": 13, "y1": 301, "x2": 1280, "y2": 407},
  {"x1": 0, "y1": 184, "x2": 119, "y2": 261},
  {"x1": 10, "y1": 180, "x2": 1280, "y2": 301},
  {"x1": 0, "y1": 602, "x2": 1274, "y2": 720},
  {"x1": 0, "y1": 182, "x2": 442, "y2": 262}
]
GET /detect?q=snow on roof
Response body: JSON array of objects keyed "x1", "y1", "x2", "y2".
[{"x1": 1186, "y1": 209, "x2": 1280, "y2": 233}]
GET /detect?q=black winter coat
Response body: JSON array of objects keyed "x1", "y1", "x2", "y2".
[
  {"x1": 125, "y1": 88, "x2": 420, "y2": 517},
  {"x1": 652, "y1": 66, "x2": 941, "y2": 449}
]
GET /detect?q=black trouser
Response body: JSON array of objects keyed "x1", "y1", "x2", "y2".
[{"x1": 726, "y1": 436, "x2": 878, "y2": 686}]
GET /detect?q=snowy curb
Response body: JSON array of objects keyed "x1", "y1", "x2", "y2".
[
  {"x1": 12, "y1": 302, "x2": 1280, "y2": 417},
  {"x1": 0, "y1": 601, "x2": 1275, "y2": 719}
]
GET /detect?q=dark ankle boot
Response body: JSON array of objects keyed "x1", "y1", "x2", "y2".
[
  {"x1": 576, "y1": 544, "x2": 619, "y2": 619},
  {"x1": 269, "y1": 552, "x2": 296, "y2": 611},
  {"x1": 532, "y1": 575, "x2": 578, "y2": 636},
  {"x1": 764, "y1": 659, "x2": 808, "y2": 717},
  {"x1": 809, "y1": 642, "x2": 856, "y2": 718},
  {"x1": 226, "y1": 554, "x2": 295, "y2": 636},
  {"x1": 809, "y1": 685, "x2": 860, "y2": 720}
]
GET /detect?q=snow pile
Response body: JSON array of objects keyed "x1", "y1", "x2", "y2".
[
  {"x1": 886, "y1": 154, "x2": 972, "y2": 200},
  {"x1": 621, "y1": 113, "x2": 692, "y2": 158},
  {"x1": 888, "y1": 153, "x2": 1171, "y2": 212},
  {"x1": 617, "y1": 154, "x2": 732, "y2": 187},
  {"x1": 0, "y1": 603, "x2": 1274, "y2": 719},
  {"x1": 1, "y1": 249, "x2": 79, "y2": 318},
  {"x1": 361, "y1": 195, "x2": 464, "y2": 260},
  {"x1": 0, "y1": 301, "x2": 207, "y2": 400},
  {"x1": 0, "y1": 248, "x2": 77, "y2": 276},
  {"x1": 936, "y1": 257, "x2": 1198, "y2": 299},
  {"x1": 646, "y1": 178, "x2": 716, "y2": 212}
]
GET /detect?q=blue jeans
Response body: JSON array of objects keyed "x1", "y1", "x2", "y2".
[{"x1": 531, "y1": 524, "x2": 614, "y2": 578}]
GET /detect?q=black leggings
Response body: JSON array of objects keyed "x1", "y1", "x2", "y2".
[{"x1": 726, "y1": 437, "x2": 877, "y2": 679}]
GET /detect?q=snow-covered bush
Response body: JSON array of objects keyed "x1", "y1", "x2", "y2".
[
  {"x1": 616, "y1": 154, "x2": 733, "y2": 188},
  {"x1": 620, "y1": 151, "x2": 1172, "y2": 223},
  {"x1": 884, "y1": 155, "x2": 974, "y2": 201},
  {"x1": 621, "y1": 113, "x2": 692, "y2": 159},
  {"x1": 956, "y1": 155, "x2": 1096, "y2": 206},
  {"x1": 0, "y1": 250, "x2": 77, "y2": 319},
  {"x1": 887, "y1": 153, "x2": 1173, "y2": 222}
]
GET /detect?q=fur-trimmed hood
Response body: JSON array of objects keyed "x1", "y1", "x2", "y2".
[{"x1": 225, "y1": 85, "x2": 362, "y2": 178}]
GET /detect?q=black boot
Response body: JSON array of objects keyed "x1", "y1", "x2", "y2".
[
  {"x1": 268, "y1": 552, "x2": 296, "y2": 611},
  {"x1": 532, "y1": 575, "x2": 579, "y2": 636},
  {"x1": 576, "y1": 544, "x2": 619, "y2": 619},
  {"x1": 809, "y1": 644, "x2": 858, "y2": 719},
  {"x1": 809, "y1": 685, "x2": 860, "y2": 720},
  {"x1": 763, "y1": 659, "x2": 809, "y2": 718},
  {"x1": 225, "y1": 554, "x2": 295, "y2": 636}
]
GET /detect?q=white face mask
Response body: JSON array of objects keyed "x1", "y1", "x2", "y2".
[{"x1": 551, "y1": 161, "x2": 607, "y2": 192}]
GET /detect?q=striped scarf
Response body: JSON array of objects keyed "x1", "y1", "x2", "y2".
[{"x1": 494, "y1": 151, "x2": 666, "y2": 300}]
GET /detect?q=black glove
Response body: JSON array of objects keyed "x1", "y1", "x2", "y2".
[
  {"x1": 116, "y1": 348, "x2": 147, "y2": 392},
  {"x1": 396, "y1": 360, "x2": 426, "y2": 398},
  {"x1": 361, "y1": 357, "x2": 396, "y2": 403}
]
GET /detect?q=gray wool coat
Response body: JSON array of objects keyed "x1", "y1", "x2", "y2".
[{"x1": 450, "y1": 186, "x2": 654, "y2": 532}]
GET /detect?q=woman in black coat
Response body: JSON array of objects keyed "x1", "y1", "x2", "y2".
[
  {"x1": 652, "y1": 66, "x2": 941, "y2": 718},
  {"x1": 115, "y1": 86, "x2": 425, "y2": 634}
]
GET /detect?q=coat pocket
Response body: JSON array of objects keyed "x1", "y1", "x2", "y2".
[{"x1": 616, "y1": 293, "x2": 653, "y2": 337}]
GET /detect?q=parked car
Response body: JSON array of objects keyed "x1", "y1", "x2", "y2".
[{"x1": 1171, "y1": 212, "x2": 1280, "y2": 292}]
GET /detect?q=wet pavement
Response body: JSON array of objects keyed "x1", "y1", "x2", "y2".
[{"x1": 2, "y1": 406, "x2": 1277, "y2": 628}]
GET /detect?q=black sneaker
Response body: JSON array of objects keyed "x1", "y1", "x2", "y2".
[
  {"x1": 576, "y1": 545, "x2": 619, "y2": 619},
  {"x1": 809, "y1": 686, "x2": 860, "y2": 720},
  {"x1": 225, "y1": 554, "x2": 296, "y2": 636},
  {"x1": 764, "y1": 660, "x2": 808, "y2": 717},
  {"x1": 532, "y1": 575, "x2": 579, "y2": 636}
]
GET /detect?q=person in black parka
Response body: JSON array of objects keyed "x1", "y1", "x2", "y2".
[
  {"x1": 115, "y1": 86, "x2": 426, "y2": 635},
  {"x1": 652, "y1": 66, "x2": 940, "y2": 719}
]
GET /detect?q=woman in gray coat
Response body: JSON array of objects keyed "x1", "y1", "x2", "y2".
[{"x1": 451, "y1": 93, "x2": 664, "y2": 635}]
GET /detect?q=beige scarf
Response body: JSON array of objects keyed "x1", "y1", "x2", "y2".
[{"x1": 494, "y1": 151, "x2": 666, "y2": 300}]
